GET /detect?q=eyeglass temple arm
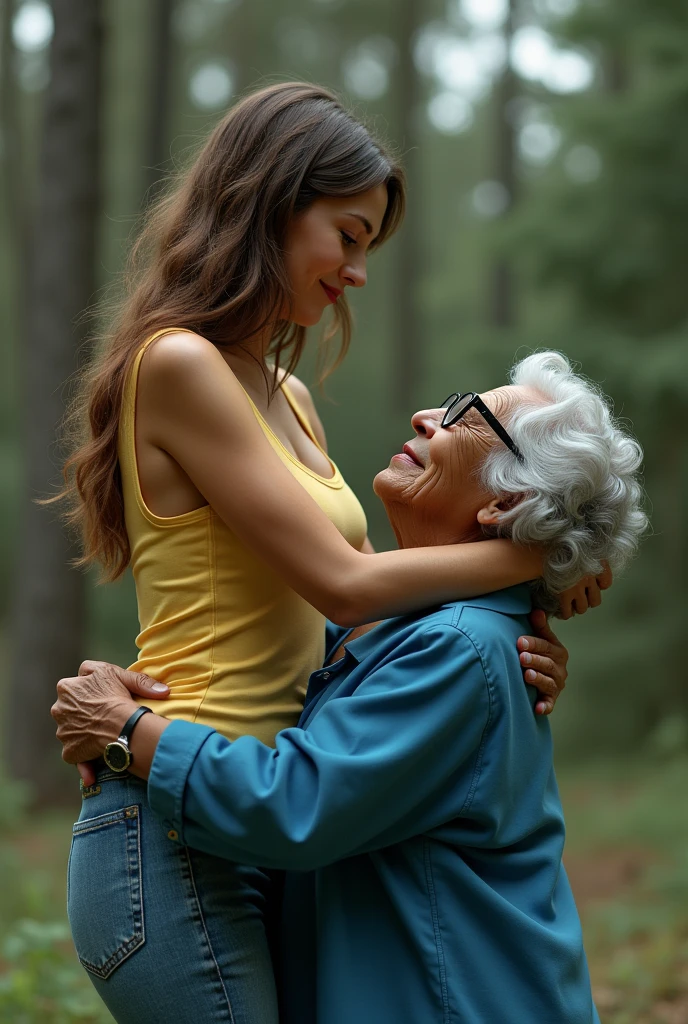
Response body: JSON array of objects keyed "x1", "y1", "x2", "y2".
[{"x1": 475, "y1": 400, "x2": 525, "y2": 463}]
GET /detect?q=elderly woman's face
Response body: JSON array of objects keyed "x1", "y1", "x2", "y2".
[{"x1": 373, "y1": 385, "x2": 530, "y2": 546}]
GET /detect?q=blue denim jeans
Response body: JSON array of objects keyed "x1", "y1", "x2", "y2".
[{"x1": 67, "y1": 764, "x2": 279, "y2": 1024}]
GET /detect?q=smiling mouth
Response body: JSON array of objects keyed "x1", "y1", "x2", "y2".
[
  {"x1": 403, "y1": 444, "x2": 424, "y2": 467},
  {"x1": 393, "y1": 444, "x2": 424, "y2": 469},
  {"x1": 320, "y1": 281, "x2": 341, "y2": 303}
]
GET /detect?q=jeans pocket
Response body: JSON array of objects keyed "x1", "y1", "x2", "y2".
[{"x1": 68, "y1": 804, "x2": 145, "y2": 979}]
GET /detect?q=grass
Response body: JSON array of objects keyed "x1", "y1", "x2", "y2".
[
  {"x1": 1, "y1": 758, "x2": 687, "y2": 1022},
  {"x1": 560, "y1": 758, "x2": 688, "y2": 1023},
  {"x1": 0, "y1": 795, "x2": 115, "y2": 1023}
]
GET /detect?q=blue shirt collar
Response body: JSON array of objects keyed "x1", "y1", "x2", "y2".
[{"x1": 343, "y1": 584, "x2": 533, "y2": 666}]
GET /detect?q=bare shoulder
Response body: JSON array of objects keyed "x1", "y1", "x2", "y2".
[
  {"x1": 282, "y1": 371, "x2": 313, "y2": 407},
  {"x1": 141, "y1": 330, "x2": 227, "y2": 380},
  {"x1": 137, "y1": 330, "x2": 246, "y2": 436}
]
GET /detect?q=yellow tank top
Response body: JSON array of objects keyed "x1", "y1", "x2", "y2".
[{"x1": 118, "y1": 330, "x2": 368, "y2": 744}]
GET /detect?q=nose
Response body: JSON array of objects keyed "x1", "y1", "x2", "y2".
[
  {"x1": 341, "y1": 256, "x2": 367, "y2": 289},
  {"x1": 411, "y1": 408, "x2": 443, "y2": 438}
]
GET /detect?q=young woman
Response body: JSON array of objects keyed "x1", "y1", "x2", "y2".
[{"x1": 59, "y1": 83, "x2": 602, "y2": 1023}]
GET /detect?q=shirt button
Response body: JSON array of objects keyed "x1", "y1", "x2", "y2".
[
  {"x1": 167, "y1": 829, "x2": 179, "y2": 841},
  {"x1": 322, "y1": 671, "x2": 331, "y2": 680}
]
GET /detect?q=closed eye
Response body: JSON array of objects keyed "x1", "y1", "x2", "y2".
[{"x1": 340, "y1": 231, "x2": 357, "y2": 246}]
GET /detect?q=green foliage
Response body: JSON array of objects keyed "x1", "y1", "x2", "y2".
[
  {"x1": 510, "y1": 0, "x2": 688, "y2": 334},
  {"x1": 0, "y1": 920, "x2": 112, "y2": 1024},
  {"x1": 560, "y1": 759, "x2": 688, "y2": 1021},
  {"x1": 0, "y1": 774, "x2": 114, "y2": 1023}
]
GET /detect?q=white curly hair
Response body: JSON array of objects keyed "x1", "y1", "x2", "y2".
[{"x1": 479, "y1": 351, "x2": 648, "y2": 610}]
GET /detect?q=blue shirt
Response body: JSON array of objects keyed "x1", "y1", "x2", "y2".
[{"x1": 149, "y1": 585, "x2": 598, "y2": 1024}]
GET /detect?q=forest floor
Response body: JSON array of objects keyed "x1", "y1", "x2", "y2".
[
  {"x1": 561, "y1": 758, "x2": 688, "y2": 1024},
  {"x1": 1, "y1": 758, "x2": 687, "y2": 1023}
]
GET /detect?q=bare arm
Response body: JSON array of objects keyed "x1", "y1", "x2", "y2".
[{"x1": 141, "y1": 333, "x2": 541, "y2": 626}]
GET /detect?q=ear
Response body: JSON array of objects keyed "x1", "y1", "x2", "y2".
[
  {"x1": 476, "y1": 493, "x2": 522, "y2": 525},
  {"x1": 476, "y1": 499, "x2": 504, "y2": 526}
]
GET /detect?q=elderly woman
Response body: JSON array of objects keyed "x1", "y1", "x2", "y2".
[{"x1": 54, "y1": 352, "x2": 645, "y2": 1023}]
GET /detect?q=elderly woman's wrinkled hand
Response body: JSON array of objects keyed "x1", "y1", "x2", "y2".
[
  {"x1": 51, "y1": 661, "x2": 170, "y2": 766},
  {"x1": 518, "y1": 611, "x2": 569, "y2": 716}
]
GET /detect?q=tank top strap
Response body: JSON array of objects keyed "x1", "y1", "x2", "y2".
[
  {"x1": 230, "y1": 375, "x2": 319, "y2": 448},
  {"x1": 121, "y1": 330, "x2": 339, "y2": 492},
  {"x1": 119, "y1": 328, "x2": 212, "y2": 527},
  {"x1": 280, "y1": 380, "x2": 319, "y2": 447},
  {"x1": 124, "y1": 332, "x2": 318, "y2": 452},
  {"x1": 234, "y1": 377, "x2": 340, "y2": 485},
  {"x1": 122, "y1": 327, "x2": 198, "y2": 424}
]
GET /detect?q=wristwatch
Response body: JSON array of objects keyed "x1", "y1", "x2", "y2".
[{"x1": 103, "y1": 707, "x2": 153, "y2": 772}]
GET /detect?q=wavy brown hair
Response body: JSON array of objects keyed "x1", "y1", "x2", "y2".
[{"x1": 55, "y1": 82, "x2": 406, "y2": 581}]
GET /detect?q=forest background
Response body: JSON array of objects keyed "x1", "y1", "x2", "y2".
[{"x1": 0, "y1": 0, "x2": 687, "y2": 1021}]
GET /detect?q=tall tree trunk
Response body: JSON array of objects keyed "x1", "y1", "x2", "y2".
[
  {"x1": 606, "y1": 48, "x2": 629, "y2": 94},
  {"x1": 227, "y1": 0, "x2": 262, "y2": 96},
  {"x1": 142, "y1": 0, "x2": 174, "y2": 206},
  {"x1": 489, "y1": 0, "x2": 517, "y2": 328},
  {"x1": 0, "y1": 0, "x2": 28, "y2": 320},
  {"x1": 392, "y1": 0, "x2": 424, "y2": 412},
  {"x1": 6, "y1": 0, "x2": 103, "y2": 804}
]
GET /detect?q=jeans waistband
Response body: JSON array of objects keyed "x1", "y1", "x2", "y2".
[{"x1": 82, "y1": 758, "x2": 140, "y2": 787}]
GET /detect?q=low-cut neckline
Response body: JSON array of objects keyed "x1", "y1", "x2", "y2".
[{"x1": 239, "y1": 381, "x2": 340, "y2": 486}]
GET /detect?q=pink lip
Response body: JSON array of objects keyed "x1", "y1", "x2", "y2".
[
  {"x1": 403, "y1": 444, "x2": 424, "y2": 467},
  {"x1": 320, "y1": 281, "x2": 342, "y2": 304},
  {"x1": 392, "y1": 445, "x2": 423, "y2": 469}
]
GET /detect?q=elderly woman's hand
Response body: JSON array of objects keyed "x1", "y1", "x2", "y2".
[
  {"x1": 51, "y1": 661, "x2": 170, "y2": 779},
  {"x1": 517, "y1": 611, "x2": 569, "y2": 716}
]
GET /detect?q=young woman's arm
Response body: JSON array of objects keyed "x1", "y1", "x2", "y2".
[{"x1": 140, "y1": 333, "x2": 541, "y2": 627}]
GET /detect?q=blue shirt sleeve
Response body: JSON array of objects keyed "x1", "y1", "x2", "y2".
[{"x1": 148, "y1": 624, "x2": 492, "y2": 870}]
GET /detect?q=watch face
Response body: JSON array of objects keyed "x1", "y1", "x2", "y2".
[{"x1": 104, "y1": 741, "x2": 131, "y2": 772}]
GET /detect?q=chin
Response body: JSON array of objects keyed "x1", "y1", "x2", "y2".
[
  {"x1": 292, "y1": 307, "x2": 324, "y2": 328},
  {"x1": 372, "y1": 466, "x2": 401, "y2": 500},
  {"x1": 372, "y1": 468, "x2": 387, "y2": 496}
]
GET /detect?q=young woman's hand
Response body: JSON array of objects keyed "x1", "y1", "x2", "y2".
[
  {"x1": 517, "y1": 610, "x2": 569, "y2": 716},
  {"x1": 556, "y1": 562, "x2": 613, "y2": 619}
]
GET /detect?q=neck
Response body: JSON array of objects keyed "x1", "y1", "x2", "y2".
[
  {"x1": 388, "y1": 508, "x2": 484, "y2": 550},
  {"x1": 220, "y1": 325, "x2": 280, "y2": 395}
]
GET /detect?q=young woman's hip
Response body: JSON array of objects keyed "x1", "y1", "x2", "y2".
[{"x1": 67, "y1": 766, "x2": 279, "y2": 1024}]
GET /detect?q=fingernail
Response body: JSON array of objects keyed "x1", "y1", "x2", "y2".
[
  {"x1": 526, "y1": 670, "x2": 536, "y2": 682},
  {"x1": 522, "y1": 652, "x2": 532, "y2": 664},
  {"x1": 152, "y1": 683, "x2": 167, "y2": 692},
  {"x1": 520, "y1": 638, "x2": 529, "y2": 650}
]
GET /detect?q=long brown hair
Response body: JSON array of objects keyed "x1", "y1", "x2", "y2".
[{"x1": 56, "y1": 82, "x2": 406, "y2": 581}]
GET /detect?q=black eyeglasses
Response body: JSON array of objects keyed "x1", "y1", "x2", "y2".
[{"x1": 441, "y1": 393, "x2": 524, "y2": 462}]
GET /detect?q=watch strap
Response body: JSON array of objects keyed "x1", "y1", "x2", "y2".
[{"x1": 119, "y1": 706, "x2": 152, "y2": 743}]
